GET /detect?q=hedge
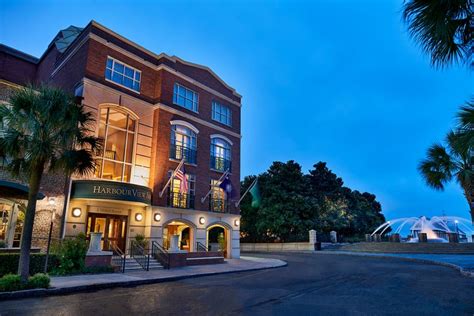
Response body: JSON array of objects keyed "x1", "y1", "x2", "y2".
[{"x1": 0, "y1": 253, "x2": 60, "y2": 277}]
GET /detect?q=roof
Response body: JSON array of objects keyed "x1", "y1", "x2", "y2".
[{"x1": 0, "y1": 44, "x2": 39, "y2": 64}]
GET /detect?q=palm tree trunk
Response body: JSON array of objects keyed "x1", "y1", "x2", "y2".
[
  {"x1": 462, "y1": 186, "x2": 474, "y2": 224},
  {"x1": 18, "y1": 164, "x2": 44, "y2": 283}
]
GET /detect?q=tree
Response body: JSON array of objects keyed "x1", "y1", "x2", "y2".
[
  {"x1": 419, "y1": 130, "x2": 473, "y2": 222},
  {"x1": 0, "y1": 86, "x2": 100, "y2": 283},
  {"x1": 402, "y1": 0, "x2": 473, "y2": 69}
]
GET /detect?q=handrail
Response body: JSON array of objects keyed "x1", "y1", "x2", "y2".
[
  {"x1": 196, "y1": 241, "x2": 209, "y2": 252},
  {"x1": 107, "y1": 240, "x2": 126, "y2": 273},
  {"x1": 130, "y1": 240, "x2": 149, "y2": 271},
  {"x1": 152, "y1": 241, "x2": 170, "y2": 269}
]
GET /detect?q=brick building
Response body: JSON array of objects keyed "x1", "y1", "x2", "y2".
[{"x1": 0, "y1": 21, "x2": 242, "y2": 258}]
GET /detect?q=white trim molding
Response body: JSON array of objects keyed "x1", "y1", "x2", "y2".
[
  {"x1": 170, "y1": 120, "x2": 199, "y2": 134},
  {"x1": 210, "y1": 134, "x2": 234, "y2": 145}
]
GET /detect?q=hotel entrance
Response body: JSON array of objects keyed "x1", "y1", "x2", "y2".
[{"x1": 86, "y1": 213, "x2": 128, "y2": 251}]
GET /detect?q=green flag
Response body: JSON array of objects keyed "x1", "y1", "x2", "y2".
[{"x1": 249, "y1": 179, "x2": 261, "y2": 208}]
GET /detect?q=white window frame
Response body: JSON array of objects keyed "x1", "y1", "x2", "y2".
[
  {"x1": 173, "y1": 83, "x2": 199, "y2": 112},
  {"x1": 212, "y1": 101, "x2": 232, "y2": 126},
  {"x1": 105, "y1": 56, "x2": 141, "y2": 93}
]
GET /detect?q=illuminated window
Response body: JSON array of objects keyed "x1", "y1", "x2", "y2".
[
  {"x1": 167, "y1": 171, "x2": 195, "y2": 209},
  {"x1": 105, "y1": 57, "x2": 141, "y2": 92},
  {"x1": 170, "y1": 124, "x2": 197, "y2": 164},
  {"x1": 95, "y1": 107, "x2": 136, "y2": 182},
  {"x1": 210, "y1": 137, "x2": 232, "y2": 172},
  {"x1": 212, "y1": 101, "x2": 232, "y2": 126},
  {"x1": 210, "y1": 179, "x2": 226, "y2": 212},
  {"x1": 173, "y1": 83, "x2": 198, "y2": 112}
]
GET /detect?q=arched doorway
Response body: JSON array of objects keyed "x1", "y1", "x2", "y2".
[
  {"x1": 207, "y1": 223, "x2": 231, "y2": 258},
  {"x1": 163, "y1": 220, "x2": 195, "y2": 252}
]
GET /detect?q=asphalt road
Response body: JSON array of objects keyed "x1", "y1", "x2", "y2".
[{"x1": 0, "y1": 252, "x2": 473, "y2": 315}]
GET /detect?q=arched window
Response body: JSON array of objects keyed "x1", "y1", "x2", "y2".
[
  {"x1": 95, "y1": 107, "x2": 136, "y2": 182},
  {"x1": 210, "y1": 137, "x2": 232, "y2": 172},
  {"x1": 170, "y1": 124, "x2": 197, "y2": 164}
]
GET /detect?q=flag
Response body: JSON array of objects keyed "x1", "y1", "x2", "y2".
[
  {"x1": 249, "y1": 179, "x2": 261, "y2": 208},
  {"x1": 175, "y1": 164, "x2": 188, "y2": 194},
  {"x1": 219, "y1": 174, "x2": 234, "y2": 198}
]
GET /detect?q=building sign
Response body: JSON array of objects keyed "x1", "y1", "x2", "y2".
[{"x1": 71, "y1": 180, "x2": 152, "y2": 204}]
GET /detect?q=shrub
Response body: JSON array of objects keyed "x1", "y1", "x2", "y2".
[
  {"x1": 0, "y1": 240, "x2": 6, "y2": 248},
  {"x1": 134, "y1": 234, "x2": 148, "y2": 249},
  {"x1": 0, "y1": 274, "x2": 22, "y2": 292},
  {"x1": 27, "y1": 273, "x2": 50, "y2": 289},
  {"x1": 0, "y1": 253, "x2": 60, "y2": 277},
  {"x1": 51, "y1": 233, "x2": 88, "y2": 275}
]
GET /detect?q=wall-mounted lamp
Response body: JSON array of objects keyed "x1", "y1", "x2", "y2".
[
  {"x1": 154, "y1": 213, "x2": 161, "y2": 222},
  {"x1": 234, "y1": 219, "x2": 240, "y2": 227},
  {"x1": 199, "y1": 217, "x2": 205, "y2": 225},
  {"x1": 48, "y1": 197, "x2": 56, "y2": 206},
  {"x1": 135, "y1": 213, "x2": 143, "y2": 222},
  {"x1": 72, "y1": 208, "x2": 82, "y2": 217}
]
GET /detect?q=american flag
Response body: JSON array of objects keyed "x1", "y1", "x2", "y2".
[{"x1": 175, "y1": 163, "x2": 188, "y2": 194}]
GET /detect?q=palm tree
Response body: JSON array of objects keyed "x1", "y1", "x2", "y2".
[
  {"x1": 0, "y1": 86, "x2": 100, "y2": 283},
  {"x1": 419, "y1": 130, "x2": 474, "y2": 222},
  {"x1": 456, "y1": 98, "x2": 474, "y2": 151},
  {"x1": 402, "y1": 0, "x2": 473, "y2": 69}
]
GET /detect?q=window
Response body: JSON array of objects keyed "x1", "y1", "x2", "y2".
[
  {"x1": 210, "y1": 137, "x2": 232, "y2": 172},
  {"x1": 105, "y1": 57, "x2": 141, "y2": 92},
  {"x1": 95, "y1": 107, "x2": 136, "y2": 182},
  {"x1": 168, "y1": 171, "x2": 195, "y2": 209},
  {"x1": 170, "y1": 124, "x2": 197, "y2": 164},
  {"x1": 173, "y1": 83, "x2": 198, "y2": 112},
  {"x1": 212, "y1": 101, "x2": 232, "y2": 126},
  {"x1": 209, "y1": 179, "x2": 227, "y2": 212}
]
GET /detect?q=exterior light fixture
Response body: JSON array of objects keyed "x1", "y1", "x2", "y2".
[
  {"x1": 234, "y1": 219, "x2": 240, "y2": 227},
  {"x1": 72, "y1": 208, "x2": 82, "y2": 217},
  {"x1": 48, "y1": 197, "x2": 56, "y2": 206},
  {"x1": 135, "y1": 213, "x2": 143, "y2": 222},
  {"x1": 454, "y1": 220, "x2": 459, "y2": 224},
  {"x1": 154, "y1": 213, "x2": 161, "y2": 222},
  {"x1": 199, "y1": 217, "x2": 205, "y2": 225}
]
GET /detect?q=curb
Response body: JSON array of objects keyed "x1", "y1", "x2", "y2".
[
  {"x1": 315, "y1": 251, "x2": 474, "y2": 278},
  {"x1": 0, "y1": 259, "x2": 287, "y2": 301}
]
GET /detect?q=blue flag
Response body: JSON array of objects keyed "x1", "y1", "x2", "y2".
[{"x1": 219, "y1": 174, "x2": 235, "y2": 198}]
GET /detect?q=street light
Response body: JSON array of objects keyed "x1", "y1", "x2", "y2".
[{"x1": 44, "y1": 197, "x2": 56, "y2": 273}]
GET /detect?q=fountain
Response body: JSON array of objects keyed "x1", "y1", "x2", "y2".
[{"x1": 371, "y1": 216, "x2": 473, "y2": 243}]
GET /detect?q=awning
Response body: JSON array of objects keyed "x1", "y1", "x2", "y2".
[{"x1": 0, "y1": 180, "x2": 45, "y2": 200}]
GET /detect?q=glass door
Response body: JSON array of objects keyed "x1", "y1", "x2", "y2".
[{"x1": 86, "y1": 213, "x2": 128, "y2": 252}]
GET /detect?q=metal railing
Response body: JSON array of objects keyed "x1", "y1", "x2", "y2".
[
  {"x1": 167, "y1": 191, "x2": 195, "y2": 209},
  {"x1": 196, "y1": 241, "x2": 210, "y2": 252},
  {"x1": 209, "y1": 197, "x2": 228, "y2": 213},
  {"x1": 152, "y1": 241, "x2": 170, "y2": 269},
  {"x1": 130, "y1": 240, "x2": 149, "y2": 271},
  {"x1": 170, "y1": 144, "x2": 197, "y2": 164},
  {"x1": 106, "y1": 240, "x2": 126, "y2": 273},
  {"x1": 210, "y1": 156, "x2": 232, "y2": 172}
]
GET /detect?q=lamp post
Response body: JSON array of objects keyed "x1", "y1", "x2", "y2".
[{"x1": 44, "y1": 197, "x2": 56, "y2": 273}]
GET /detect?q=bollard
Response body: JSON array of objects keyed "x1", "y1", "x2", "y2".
[
  {"x1": 390, "y1": 234, "x2": 400, "y2": 243},
  {"x1": 448, "y1": 233, "x2": 459, "y2": 243},
  {"x1": 373, "y1": 234, "x2": 381, "y2": 242},
  {"x1": 365, "y1": 234, "x2": 372, "y2": 242},
  {"x1": 330, "y1": 231, "x2": 337, "y2": 243}
]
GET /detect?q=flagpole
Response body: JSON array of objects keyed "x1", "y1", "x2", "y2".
[
  {"x1": 159, "y1": 158, "x2": 185, "y2": 198},
  {"x1": 200, "y1": 169, "x2": 229, "y2": 203},
  {"x1": 235, "y1": 177, "x2": 257, "y2": 207}
]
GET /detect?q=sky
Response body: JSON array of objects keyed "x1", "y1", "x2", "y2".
[{"x1": 0, "y1": 0, "x2": 472, "y2": 220}]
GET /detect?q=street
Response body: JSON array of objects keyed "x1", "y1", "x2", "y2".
[{"x1": 1, "y1": 253, "x2": 473, "y2": 315}]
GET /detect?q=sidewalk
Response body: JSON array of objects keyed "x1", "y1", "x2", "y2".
[
  {"x1": 316, "y1": 250, "x2": 474, "y2": 277},
  {"x1": 0, "y1": 256, "x2": 286, "y2": 300}
]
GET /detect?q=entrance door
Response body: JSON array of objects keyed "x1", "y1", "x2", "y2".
[{"x1": 86, "y1": 213, "x2": 128, "y2": 252}]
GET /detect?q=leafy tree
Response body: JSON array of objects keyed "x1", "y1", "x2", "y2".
[
  {"x1": 402, "y1": 0, "x2": 473, "y2": 69},
  {"x1": 0, "y1": 86, "x2": 100, "y2": 283},
  {"x1": 419, "y1": 130, "x2": 473, "y2": 222}
]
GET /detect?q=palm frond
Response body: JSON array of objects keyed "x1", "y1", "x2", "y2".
[{"x1": 418, "y1": 143, "x2": 456, "y2": 190}]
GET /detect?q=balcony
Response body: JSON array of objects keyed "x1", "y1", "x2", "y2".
[
  {"x1": 210, "y1": 156, "x2": 232, "y2": 172},
  {"x1": 167, "y1": 191, "x2": 195, "y2": 209},
  {"x1": 170, "y1": 144, "x2": 197, "y2": 164},
  {"x1": 209, "y1": 197, "x2": 228, "y2": 213}
]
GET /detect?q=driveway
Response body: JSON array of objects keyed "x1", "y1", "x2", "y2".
[{"x1": 0, "y1": 252, "x2": 473, "y2": 315}]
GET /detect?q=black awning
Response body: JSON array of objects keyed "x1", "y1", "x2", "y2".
[{"x1": 0, "y1": 180, "x2": 45, "y2": 200}]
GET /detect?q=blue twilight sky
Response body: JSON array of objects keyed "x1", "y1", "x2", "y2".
[{"x1": 0, "y1": 0, "x2": 472, "y2": 220}]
